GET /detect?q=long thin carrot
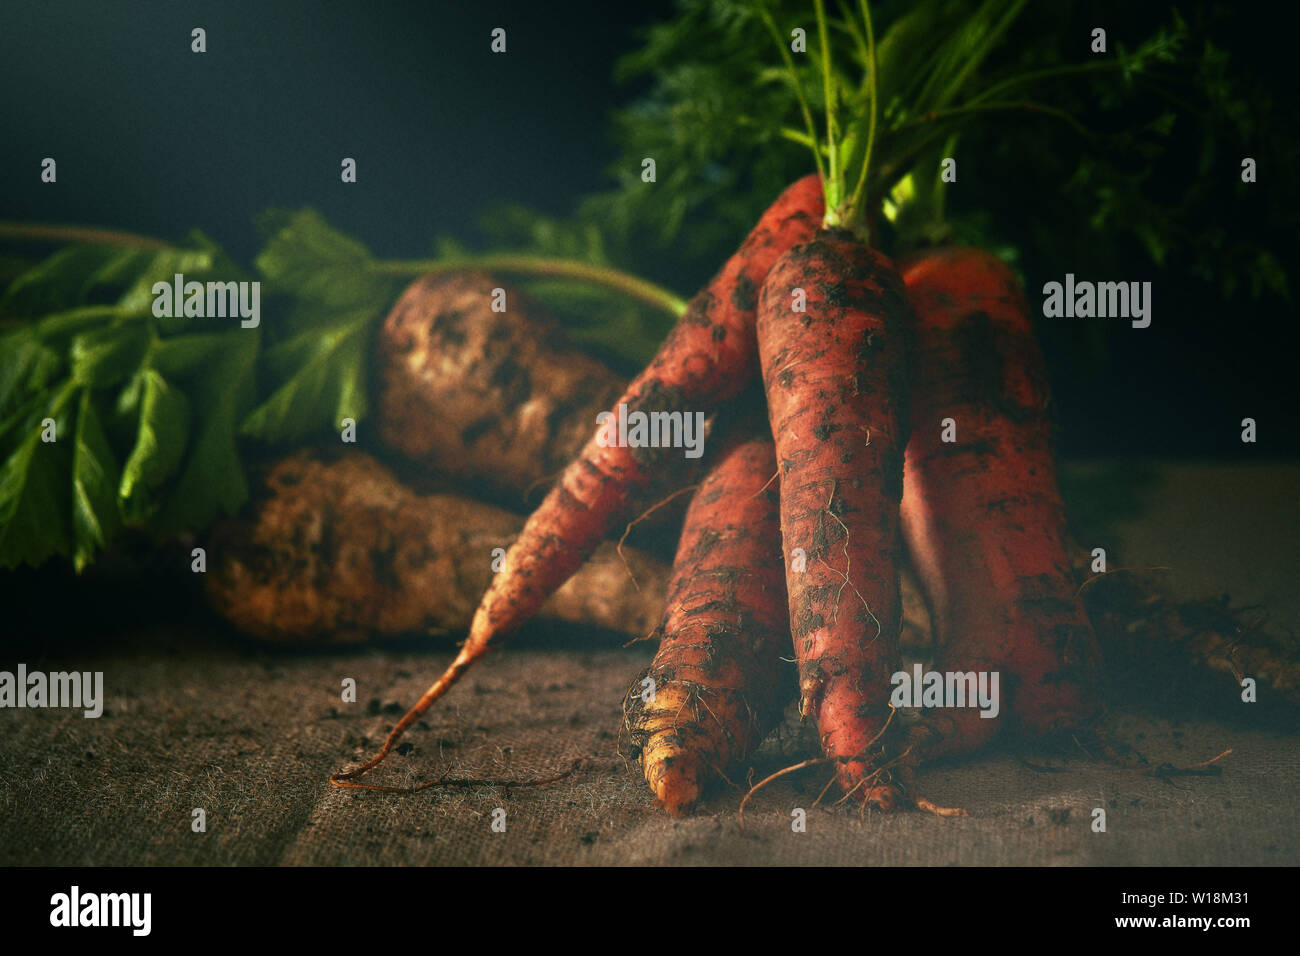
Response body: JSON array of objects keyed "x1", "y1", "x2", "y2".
[{"x1": 331, "y1": 175, "x2": 824, "y2": 789}]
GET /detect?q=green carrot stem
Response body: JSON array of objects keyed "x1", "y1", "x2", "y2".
[
  {"x1": 933, "y1": 0, "x2": 1029, "y2": 111},
  {"x1": 832, "y1": 0, "x2": 871, "y2": 97},
  {"x1": 757, "y1": 0, "x2": 827, "y2": 188},
  {"x1": 1, "y1": 220, "x2": 687, "y2": 319},
  {"x1": 814, "y1": 0, "x2": 842, "y2": 224},
  {"x1": 373, "y1": 256, "x2": 687, "y2": 317},
  {"x1": 894, "y1": 99, "x2": 1092, "y2": 138},
  {"x1": 0, "y1": 222, "x2": 170, "y2": 249},
  {"x1": 969, "y1": 57, "x2": 1133, "y2": 108},
  {"x1": 842, "y1": 0, "x2": 878, "y2": 234},
  {"x1": 738, "y1": 115, "x2": 829, "y2": 153}
]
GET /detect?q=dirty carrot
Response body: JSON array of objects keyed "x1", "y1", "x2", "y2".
[
  {"x1": 751, "y1": 0, "x2": 913, "y2": 808},
  {"x1": 895, "y1": 246, "x2": 1103, "y2": 773},
  {"x1": 756, "y1": 231, "x2": 912, "y2": 807},
  {"x1": 331, "y1": 174, "x2": 824, "y2": 789},
  {"x1": 622, "y1": 407, "x2": 793, "y2": 815}
]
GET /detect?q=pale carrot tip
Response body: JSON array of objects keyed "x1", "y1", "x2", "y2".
[
  {"x1": 654, "y1": 779, "x2": 701, "y2": 817},
  {"x1": 646, "y1": 754, "x2": 704, "y2": 816}
]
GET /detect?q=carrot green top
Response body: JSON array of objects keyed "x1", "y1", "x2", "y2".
[
  {"x1": 756, "y1": 0, "x2": 1168, "y2": 247},
  {"x1": 759, "y1": 0, "x2": 880, "y2": 239}
]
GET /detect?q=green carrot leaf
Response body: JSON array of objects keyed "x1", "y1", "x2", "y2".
[
  {"x1": 255, "y1": 208, "x2": 386, "y2": 316},
  {"x1": 0, "y1": 386, "x2": 76, "y2": 569},
  {"x1": 240, "y1": 312, "x2": 369, "y2": 442},
  {"x1": 0, "y1": 327, "x2": 61, "y2": 418},
  {"x1": 69, "y1": 323, "x2": 151, "y2": 388},
  {"x1": 0, "y1": 245, "x2": 133, "y2": 317},
  {"x1": 118, "y1": 369, "x2": 190, "y2": 523},
  {"x1": 152, "y1": 331, "x2": 241, "y2": 380},
  {"x1": 35, "y1": 305, "x2": 127, "y2": 345},
  {"x1": 71, "y1": 389, "x2": 121, "y2": 571},
  {"x1": 153, "y1": 330, "x2": 258, "y2": 536},
  {"x1": 112, "y1": 231, "x2": 245, "y2": 323}
]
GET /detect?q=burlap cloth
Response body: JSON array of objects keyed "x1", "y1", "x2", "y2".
[{"x1": 2, "y1": 463, "x2": 1296, "y2": 866}]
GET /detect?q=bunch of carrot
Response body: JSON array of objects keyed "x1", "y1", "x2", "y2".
[{"x1": 328, "y1": 1, "x2": 1107, "y2": 813}]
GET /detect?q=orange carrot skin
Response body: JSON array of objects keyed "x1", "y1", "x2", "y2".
[
  {"x1": 467, "y1": 175, "x2": 825, "y2": 652},
  {"x1": 897, "y1": 246, "x2": 1102, "y2": 743},
  {"x1": 624, "y1": 414, "x2": 793, "y2": 816},
  {"x1": 330, "y1": 176, "x2": 825, "y2": 791},
  {"x1": 757, "y1": 229, "x2": 913, "y2": 805}
]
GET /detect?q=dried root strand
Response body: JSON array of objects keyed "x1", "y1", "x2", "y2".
[{"x1": 1081, "y1": 567, "x2": 1300, "y2": 707}]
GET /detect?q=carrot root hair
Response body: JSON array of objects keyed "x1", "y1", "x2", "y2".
[
  {"x1": 329, "y1": 644, "x2": 481, "y2": 791},
  {"x1": 737, "y1": 706, "x2": 899, "y2": 827}
]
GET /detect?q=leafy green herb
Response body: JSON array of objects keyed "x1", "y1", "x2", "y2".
[
  {"x1": 71, "y1": 390, "x2": 121, "y2": 571},
  {"x1": 0, "y1": 232, "x2": 261, "y2": 569},
  {"x1": 243, "y1": 209, "x2": 402, "y2": 440},
  {"x1": 155, "y1": 331, "x2": 258, "y2": 536},
  {"x1": 117, "y1": 368, "x2": 190, "y2": 524},
  {"x1": 0, "y1": 384, "x2": 76, "y2": 568},
  {"x1": 0, "y1": 203, "x2": 685, "y2": 570}
]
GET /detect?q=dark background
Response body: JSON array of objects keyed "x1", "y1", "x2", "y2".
[
  {"x1": 1, "y1": 0, "x2": 1294, "y2": 459},
  {"x1": 0, "y1": 0, "x2": 675, "y2": 262}
]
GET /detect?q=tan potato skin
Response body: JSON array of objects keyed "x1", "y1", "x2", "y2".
[
  {"x1": 374, "y1": 272, "x2": 624, "y2": 505},
  {"x1": 205, "y1": 448, "x2": 669, "y2": 645}
]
